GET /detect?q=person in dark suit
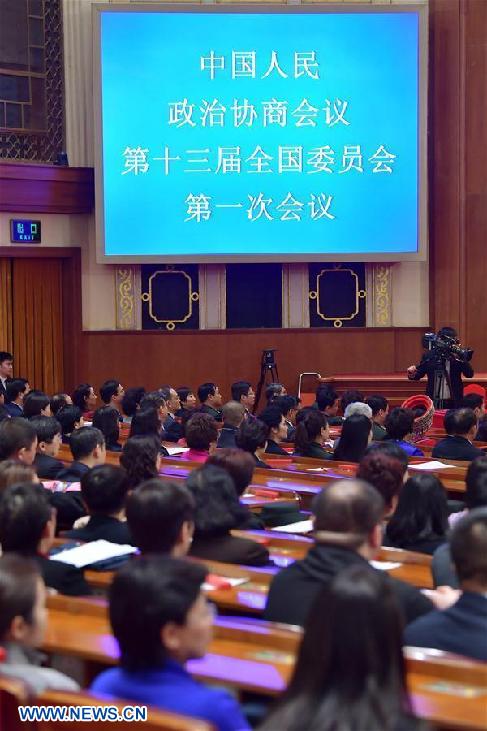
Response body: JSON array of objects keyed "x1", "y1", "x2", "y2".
[
  {"x1": 56, "y1": 426, "x2": 106, "y2": 483},
  {"x1": 158, "y1": 386, "x2": 184, "y2": 441},
  {"x1": 461, "y1": 393, "x2": 486, "y2": 441},
  {"x1": 366, "y1": 394, "x2": 389, "y2": 441},
  {"x1": 186, "y1": 465, "x2": 270, "y2": 566},
  {"x1": 0, "y1": 351, "x2": 13, "y2": 400},
  {"x1": 432, "y1": 456, "x2": 487, "y2": 588},
  {"x1": 407, "y1": 327, "x2": 474, "y2": 407},
  {"x1": 293, "y1": 408, "x2": 333, "y2": 460},
  {"x1": 5, "y1": 378, "x2": 30, "y2": 417},
  {"x1": 235, "y1": 419, "x2": 272, "y2": 469},
  {"x1": 405, "y1": 508, "x2": 487, "y2": 662},
  {"x1": 231, "y1": 381, "x2": 256, "y2": 420},
  {"x1": 92, "y1": 405, "x2": 122, "y2": 451},
  {"x1": 385, "y1": 473, "x2": 449, "y2": 555},
  {"x1": 31, "y1": 416, "x2": 64, "y2": 479},
  {"x1": 126, "y1": 479, "x2": 195, "y2": 557},
  {"x1": 264, "y1": 480, "x2": 437, "y2": 627},
  {"x1": 197, "y1": 382, "x2": 223, "y2": 422},
  {"x1": 259, "y1": 405, "x2": 289, "y2": 456},
  {"x1": 432, "y1": 408, "x2": 484, "y2": 461},
  {"x1": 217, "y1": 401, "x2": 245, "y2": 449},
  {"x1": 56, "y1": 405, "x2": 84, "y2": 444},
  {"x1": 273, "y1": 395, "x2": 298, "y2": 442},
  {"x1": 65, "y1": 464, "x2": 133, "y2": 544},
  {"x1": 313, "y1": 386, "x2": 343, "y2": 426},
  {"x1": 0, "y1": 417, "x2": 38, "y2": 465},
  {"x1": 0, "y1": 483, "x2": 91, "y2": 596}
]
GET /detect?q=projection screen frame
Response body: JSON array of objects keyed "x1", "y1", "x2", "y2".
[{"x1": 93, "y1": 3, "x2": 428, "y2": 264}]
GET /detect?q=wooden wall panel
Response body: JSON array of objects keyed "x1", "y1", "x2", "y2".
[
  {"x1": 0, "y1": 164, "x2": 94, "y2": 214},
  {"x1": 76, "y1": 328, "x2": 425, "y2": 399}
]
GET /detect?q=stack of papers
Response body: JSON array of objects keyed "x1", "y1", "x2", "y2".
[
  {"x1": 50, "y1": 540, "x2": 137, "y2": 568},
  {"x1": 271, "y1": 520, "x2": 314, "y2": 534},
  {"x1": 409, "y1": 461, "x2": 455, "y2": 471}
]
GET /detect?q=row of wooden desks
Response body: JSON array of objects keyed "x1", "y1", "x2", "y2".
[{"x1": 43, "y1": 597, "x2": 487, "y2": 730}]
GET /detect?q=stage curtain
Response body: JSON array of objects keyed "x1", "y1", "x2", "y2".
[
  {"x1": 12, "y1": 258, "x2": 64, "y2": 393},
  {"x1": 0, "y1": 259, "x2": 13, "y2": 354}
]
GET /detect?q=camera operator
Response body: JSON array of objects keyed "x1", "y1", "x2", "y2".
[{"x1": 407, "y1": 327, "x2": 474, "y2": 408}]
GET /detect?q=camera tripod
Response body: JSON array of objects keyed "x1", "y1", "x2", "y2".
[{"x1": 253, "y1": 349, "x2": 279, "y2": 414}]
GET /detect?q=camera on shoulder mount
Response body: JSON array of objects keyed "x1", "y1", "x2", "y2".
[{"x1": 422, "y1": 332, "x2": 473, "y2": 363}]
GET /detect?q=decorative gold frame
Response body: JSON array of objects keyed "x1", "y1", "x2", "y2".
[
  {"x1": 141, "y1": 268, "x2": 199, "y2": 331},
  {"x1": 309, "y1": 266, "x2": 366, "y2": 328}
]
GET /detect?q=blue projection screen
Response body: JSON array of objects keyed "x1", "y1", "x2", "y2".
[{"x1": 94, "y1": 5, "x2": 427, "y2": 262}]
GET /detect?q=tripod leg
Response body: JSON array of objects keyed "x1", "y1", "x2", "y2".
[{"x1": 253, "y1": 370, "x2": 267, "y2": 414}]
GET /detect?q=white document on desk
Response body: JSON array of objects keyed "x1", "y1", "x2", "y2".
[
  {"x1": 409, "y1": 461, "x2": 455, "y2": 471},
  {"x1": 50, "y1": 540, "x2": 137, "y2": 568}
]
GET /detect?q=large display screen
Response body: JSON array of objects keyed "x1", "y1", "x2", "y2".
[{"x1": 94, "y1": 4, "x2": 427, "y2": 262}]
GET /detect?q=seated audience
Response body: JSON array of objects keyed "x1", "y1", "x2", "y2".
[
  {"x1": 56, "y1": 405, "x2": 83, "y2": 443},
  {"x1": 182, "y1": 413, "x2": 218, "y2": 463},
  {"x1": 23, "y1": 391, "x2": 52, "y2": 418},
  {"x1": 126, "y1": 479, "x2": 195, "y2": 556},
  {"x1": 217, "y1": 401, "x2": 245, "y2": 449},
  {"x1": 261, "y1": 566, "x2": 423, "y2": 731},
  {"x1": 385, "y1": 473, "x2": 449, "y2": 555},
  {"x1": 0, "y1": 417, "x2": 37, "y2": 464},
  {"x1": 357, "y1": 450, "x2": 406, "y2": 518},
  {"x1": 5, "y1": 378, "x2": 30, "y2": 417},
  {"x1": 314, "y1": 386, "x2": 342, "y2": 425},
  {"x1": 273, "y1": 394, "x2": 297, "y2": 441},
  {"x1": 160, "y1": 386, "x2": 184, "y2": 442},
  {"x1": 65, "y1": 465, "x2": 132, "y2": 545},
  {"x1": 432, "y1": 408, "x2": 484, "y2": 461},
  {"x1": 0, "y1": 460, "x2": 38, "y2": 491},
  {"x1": 99, "y1": 379, "x2": 124, "y2": 413},
  {"x1": 264, "y1": 479, "x2": 434, "y2": 626},
  {"x1": 71, "y1": 383, "x2": 97, "y2": 417},
  {"x1": 293, "y1": 409, "x2": 332, "y2": 460},
  {"x1": 207, "y1": 449, "x2": 264, "y2": 529},
  {"x1": 265, "y1": 382, "x2": 286, "y2": 404},
  {"x1": 461, "y1": 392, "x2": 485, "y2": 435},
  {"x1": 366, "y1": 394, "x2": 389, "y2": 441},
  {"x1": 90, "y1": 556, "x2": 250, "y2": 731},
  {"x1": 176, "y1": 386, "x2": 197, "y2": 416},
  {"x1": 333, "y1": 414, "x2": 372, "y2": 463},
  {"x1": 186, "y1": 465, "x2": 270, "y2": 566},
  {"x1": 340, "y1": 389, "x2": 365, "y2": 414},
  {"x1": 121, "y1": 387, "x2": 146, "y2": 424},
  {"x1": 405, "y1": 508, "x2": 487, "y2": 662},
  {"x1": 120, "y1": 434, "x2": 162, "y2": 489},
  {"x1": 93, "y1": 405, "x2": 122, "y2": 451},
  {"x1": 365, "y1": 440, "x2": 410, "y2": 475},
  {"x1": 432, "y1": 456, "x2": 487, "y2": 588},
  {"x1": 385, "y1": 408, "x2": 425, "y2": 457},
  {"x1": 235, "y1": 419, "x2": 271, "y2": 468},
  {"x1": 140, "y1": 391, "x2": 169, "y2": 426},
  {"x1": 30, "y1": 416, "x2": 64, "y2": 479},
  {"x1": 129, "y1": 404, "x2": 162, "y2": 440},
  {"x1": 231, "y1": 381, "x2": 256, "y2": 418},
  {"x1": 343, "y1": 401, "x2": 373, "y2": 420},
  {"x1": 57, "y1": 426, "x2": 106, "y2": 483},
  {"x1": 49, "y1": 392, "x2": 72, "y2": 416},
  {"x1": 0, "y1": 483, "x2": 91, "y2": 596},
  {"x1": 0, "y1": 554, "x2": 80, "y2": 694},
  {"x1": 198, "y1": 382, "x2": 223, "y2": 421},
  {"x1": 259, "y1": 405, "x2": 289, "y2": 455}
]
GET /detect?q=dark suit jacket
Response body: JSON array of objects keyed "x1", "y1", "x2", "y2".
[
  {"x1": 431, "y1": 435, "x2": 484, "y2": 461},
  {"x1": 264, "y1": 544, "x2": 433, "y2": 627},
  {"x1": 217, "y1": 426, "x2": 238, "y2": 449},
  {"x1": 189, "y1": 532, "x2": 270, "y2": 567},
  {"x1": 410, "y1": 354, "x2": 474, "y2": 406},
  {"x1": 293, "y1": 442, "x2": 333, "y2": 460},
  {"x1": 56, "y1": 461, "x2": 90, "y2": 482},
  {"x1": 5, "y1": 402, "x2": 23, "y2": 417},
  {"x1": 372, "y1": 422, "x2": 387, "y2": 441},
  {"x1": 404, "y1": 592, "x2": 487, "y2": 662},
  {"x1": 0, "y1": 377, "x2": 11, "y2": 400},
  {"x1": 199, "y1": 404, "x2": 223, "y2": 422},
  {"x1": 163, "y1": 414, "x2": 184, "y2": 443},
  {"x1": 265, "y1": 439, "x2": 289, "y2": 456},
  {"x1": 431, "y1": 543, "x2": 458, "y2": 589},
  {"x1": 65, "y1": 515, "x2": 133, "y2": 545},
  {"x1": 34, "y1": 453, "x2": 65, "y2": 480},
  {"x1": 34, "y1": 554, "x2": 92, "y2": 596}
]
